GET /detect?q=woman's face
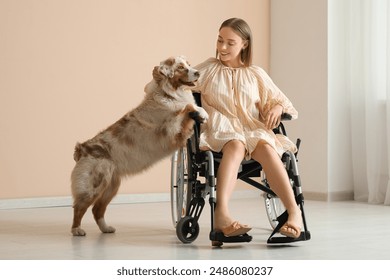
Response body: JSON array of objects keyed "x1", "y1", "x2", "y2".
[{"x1": 217, "y1": 27, "x2": 248, "y2": 67}]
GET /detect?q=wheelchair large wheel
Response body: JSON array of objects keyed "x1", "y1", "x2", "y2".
[
  {"x1": 263, "y1": 193, "x2": 285, "y2": 229},
  {"x1": 170, "y1": 147, "x2": 194, "y2": 228}
]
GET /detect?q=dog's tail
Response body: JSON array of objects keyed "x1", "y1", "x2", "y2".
[{"x1": 73, "y1": 143, "x2": 84, "y2": 162}]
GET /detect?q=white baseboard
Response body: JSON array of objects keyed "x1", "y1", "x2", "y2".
[
  {"x1": 0, "y1": 189, "x2": 352, "y2": 210},
  {"x1": 0, "y1": 190, "x2": 262, "y2": 210},
  {"x1": 303, "y1": 190, "x2": 354, "y2": 201},
  {"x1": 0, "y1": 196, "x2": 72, "y2": 210},
  {"x1": 0, "y1": 193, "x2": 170, "y2": 210}
]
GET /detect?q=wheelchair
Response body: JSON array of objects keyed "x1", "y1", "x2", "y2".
[{"x1": 170, "y1": 93, "x2": 311, "y2": 246}]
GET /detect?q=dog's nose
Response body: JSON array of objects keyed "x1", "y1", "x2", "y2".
[{"x1": 194, "y1": 71, "x2": 200, "y2": 77}]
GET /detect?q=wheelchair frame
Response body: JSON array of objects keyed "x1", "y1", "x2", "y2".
[{"x1": 170, "y1": 93, "x2": 311, "y2": 245}]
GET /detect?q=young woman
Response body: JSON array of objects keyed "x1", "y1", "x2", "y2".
[{"x1": 193, "y1": 18, "x2": 302, "y2": 242}]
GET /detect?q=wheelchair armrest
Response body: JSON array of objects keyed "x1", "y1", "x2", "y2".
[{"x1": 281, "y1": 113, "x2": 292, "y2": 121}]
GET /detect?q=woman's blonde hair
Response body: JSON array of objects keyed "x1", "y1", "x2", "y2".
[{"x1": 216, "y1": 18, "x2": 253, "y2": 67}]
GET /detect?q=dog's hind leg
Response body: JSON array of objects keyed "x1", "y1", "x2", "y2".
[
  {"x1": 71, "y1": 160, "x2": 112, "y2": 236},
  {"x1": 92, "y1": 171, "x2": 121, "y2": 234},
  {"x1": 71, "y1": 193, "x2": 94, "y2": 236},
  {"x1": 71, "y1": 163, "x2": 96, "y2": 236}
]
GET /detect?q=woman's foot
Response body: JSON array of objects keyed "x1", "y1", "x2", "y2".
[
  {"x1": 280, "y1": 208, "x2": 302, "y2": 238},
  {"x1": 219, "y1": 221, "x2": 252, "y2": 237},
  {"x1": 214, "y1": 212, "x2": 251, "y2": 237}
]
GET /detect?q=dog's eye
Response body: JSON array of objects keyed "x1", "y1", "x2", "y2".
[{"x1": 177, "y1": 65, "x2": 185, "y2": 70}]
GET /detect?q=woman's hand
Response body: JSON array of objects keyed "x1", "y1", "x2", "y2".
[{"x1": 265, "y1": 104, "x2": 283, "y2": 130}]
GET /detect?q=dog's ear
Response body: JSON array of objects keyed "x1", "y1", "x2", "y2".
[
  {"x1": 158, "y1": 57, "x2": 175, "y2": 78},
  {"x1": 158, "y1": 64, "x2": 174, "y2": 78},
  {"x1": 152, "y1": 66, "x2": 164, "y2": 82}
]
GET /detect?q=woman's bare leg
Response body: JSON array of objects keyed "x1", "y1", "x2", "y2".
[
  {"x1": 214, "y1": 140, "x2": 246, "y2": 230},
  {"x1": 251, "y1": 141, "x2": 302, "y2": 237}
]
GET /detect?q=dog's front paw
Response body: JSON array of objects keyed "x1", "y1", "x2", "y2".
[
  {"x1": 71, "y1": 227, "x2": 86, "y2": 236},
  {"x1": 196, "y1": 107, "x2": 208, "y2": 123},
  {"x1": 189, "y1": 107, "x2": 208, "y2": 124}
]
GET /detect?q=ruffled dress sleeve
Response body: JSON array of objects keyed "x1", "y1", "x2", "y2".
[{"x1": 250, "y1": 66, "x2": 298, "y2": 121}]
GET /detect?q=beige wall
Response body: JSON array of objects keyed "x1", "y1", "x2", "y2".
[
  {"x1": 270, "y1": 0, "x2": 328, "y2": 199},
  {"x1": 271, "y1": 0, "x2": 353, "y2": 201},
  {"x1": 0, "y1": 0, "x2": 269, "y2": 199}
]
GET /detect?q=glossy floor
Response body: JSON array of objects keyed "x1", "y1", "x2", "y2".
[{"x1": 1, "y1": 197, "x2": 389, "y2": 260}]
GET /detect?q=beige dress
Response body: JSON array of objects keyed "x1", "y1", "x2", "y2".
[{"x1": 193, "y1": 58, "x2": 298, "y2": 160}]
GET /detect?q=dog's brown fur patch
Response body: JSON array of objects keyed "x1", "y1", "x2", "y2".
[{"x1": 73, "y1": 140, "x2": 112, "y2": 162}]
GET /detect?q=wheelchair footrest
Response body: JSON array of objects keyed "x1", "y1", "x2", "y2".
[
  {"x1": 267, "y1": 230, "x2": 311, "y2": 244},
  {"x1": 210, "y1": 230, "x2": 253, "y2": 244}
]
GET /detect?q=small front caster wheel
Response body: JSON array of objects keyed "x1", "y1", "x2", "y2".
[{"x1": 176, "y1": 216, "x2": 200, "y2": 244}]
